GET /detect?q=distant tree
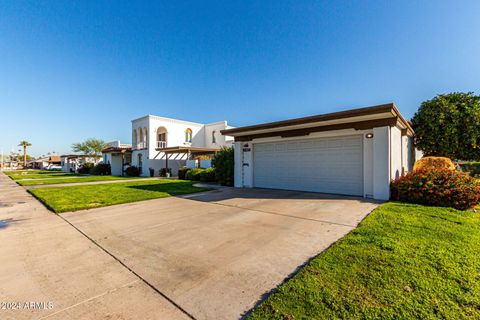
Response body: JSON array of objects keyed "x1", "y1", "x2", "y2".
[
  {"x1": 72, "y1": 138, "x2": 108, "y2": 157},
  {"x1": 412, "y1": 92, "x2": 480, "y2": 160},
  {"x1": 18, "y1": 140, "x2": 32, "y2": 166}
]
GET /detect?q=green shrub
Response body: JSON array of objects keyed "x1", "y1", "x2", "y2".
[
  {"x1": 90, "y1": 163, "x2": 111, "y2": 175},
  {"x1": 391, "y1": 168, "x2": 480, "y2": 210},
  {"x1": 77, "y1": 162, "x2": 94, "y2": 174},
  {"x1": 199, "y1": 167, "x2": 216, "y2": 182},
  {"x1": 185, "y1": 168, "x2": 204, "y2": 181},
  {"x1": 125, "y1": 166, "x2": 140, "y2": 177},
  {"x1": 212, "y1": 147, "x2": 234, "y2": 186},
  {"x1": 178, "y1": 167, "x2": 189, "y2": 180},
  {"x1": 159, "y1": 168, "x2": 172, "y2": 177},
  {"x1": 460, "y1": 162, "x2": 480, "y2": 178}
]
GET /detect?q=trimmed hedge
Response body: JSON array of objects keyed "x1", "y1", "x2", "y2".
[
  {"x1": 413, "y1": 156, "x2": 455, "y2": 171},
  {"x1": 90, "y1": 163, "x2": 111, "y2": 175},
  {"x1": 391, "y1": 168, "x2": 480, "y2": 210},
  {"x1": 185, "y1": 168, "x2": 204, "y2": 181},
  {"x1": 182, "y1": 167, "x2": 216, "y2": 182},
  {"x1": 78, "y1": 162, "x2": 94, "y2": 174},
  {"x1": 178, "y1": 167, "x2": 189, "y2": 180},
  {"x1": 125, "y1": 166, "x2": 140, "y2": 177},
  {"x1": 199, "y1": 168, "x2": 216, "y2": 182}
]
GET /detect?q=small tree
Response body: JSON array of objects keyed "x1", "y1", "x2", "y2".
[
  {"x1": 412, "y1": 92, "x2": 480, "y2": 160},
  {"x1": 72, "y1": 138, "x2": 108, "y2": 158},
  {"x1": 18, "y1": 140, "x2": 32, "y2": 167},
  {"x1": 212, "y1": 147, "x2": 234, "y2": 186}
]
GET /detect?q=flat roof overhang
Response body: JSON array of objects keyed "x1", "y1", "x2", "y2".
[
  {"x1": 221, "y1": 103, "x2": 414, "y2": 141},
  {"x1": 102, "y1": 147, "x2": 132, "y2": 154}
]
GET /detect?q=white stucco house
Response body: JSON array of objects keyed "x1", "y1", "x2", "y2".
[
  {"x1": 102, "y1": 141, "x2": 132, "y2": 176},
  {"x1": 60, "y1": 154, "x2": 102, "y2": 173},
  {"x1": 131, "y1": 115, "x2": 234, "y2": 176},
  {"x1": 221, "y1": 103, "x2": 422, "y2": 201}
]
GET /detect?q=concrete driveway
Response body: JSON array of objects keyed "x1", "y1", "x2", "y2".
[
  {"x1": 0, "y1": 173, "x2": 190, "y2": 320},
  {"x1": 63, "y1": 187, "x2": 379, "y2": 319}
]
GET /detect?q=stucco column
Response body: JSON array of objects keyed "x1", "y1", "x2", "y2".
[
  {"x1": 234, "y1": 142, "x2": 243, "y2": 188},
  {"x1": 373, "y1": 126, "x2": 391, "y2": 200}
]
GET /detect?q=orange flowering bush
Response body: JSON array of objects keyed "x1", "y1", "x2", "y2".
[
  {"x1": 413, "y1": 156, "x2": 456, "y2": 171},
  {"x1": 391, "y1": 168, "x2": 480, "y2": 210}
]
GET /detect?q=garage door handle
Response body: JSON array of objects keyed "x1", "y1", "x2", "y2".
[{"x1": 242, "y1": 163, "x2": 249, "y2": 167}]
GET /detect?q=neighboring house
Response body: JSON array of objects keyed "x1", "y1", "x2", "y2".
[
  {"x1": 30, "y1": 155, "x2": 61, "y2": 169},
  {"x1": 131, "y1": 115, "x2": 234, "y2": 176},
  {"x1": 0, "y1": 161, "x2": 18, "y2": 170},
  {"x1": 27, "y1": 158, "x2": 48, "y2": 169},
  {"x1": 222, "y1": 103, "x2": 422, "y2": 201},
  {"x1": 61, "y1": 154, "x2": 102, "y2": 173},
  {"x1": 102, "y1": 141, "x2": 132, "y2": 176}
]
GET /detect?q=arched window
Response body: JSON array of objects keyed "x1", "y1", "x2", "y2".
[
  {"x1": 143, "y1": 127, "x2": 148, "y2": 148},
  {"x1": 185, "y1": 128, "x2": 192, "y2": 143},
  {"x1": 212, "y1": 130, "x2": 216, "y2": 144},
  {"x1": 138, "y1": 129, "x2": 144, "y2": 149},
  {"x1": 133, "y1": 129, "x2": 138, "y2": 149},
  {"x1": 157, "y1": 127, "x2": 167, "y2": 148}
]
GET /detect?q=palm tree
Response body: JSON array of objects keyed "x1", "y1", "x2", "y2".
[{"x1": 18, "y1": 140, "x2": 32, "y2": 167}]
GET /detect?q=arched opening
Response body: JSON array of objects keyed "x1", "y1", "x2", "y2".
[
  {"x1": 157, "y1": 126, "x2": 168, "y2": 149},
  {"x1": 185, "y1": 128, "x2": 193, "y2": 143},
  {"x1": 138, "y1": 128, "x2": 144, "y2": 149},
  {"x1": 143, "y1": 127, "x2": 148, "y2": 148},
  {"x1": 133, "y1": 129, "x2": 138, "y2": 149}
]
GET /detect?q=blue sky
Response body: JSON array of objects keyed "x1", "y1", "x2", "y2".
[{"x1": 1, "y1": 1, "x2": 479, "y2": 156}]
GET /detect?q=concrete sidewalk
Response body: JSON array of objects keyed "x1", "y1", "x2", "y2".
[{"x1": 0, "y1": 172, "x2": 190, "y2": 320}]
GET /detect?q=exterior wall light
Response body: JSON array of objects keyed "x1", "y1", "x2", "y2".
[{"x1": 365, "y1": 133, "x2": 374, "y2": 139}]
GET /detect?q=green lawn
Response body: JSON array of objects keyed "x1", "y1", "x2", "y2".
[
  {"x1": 5, "y1": 170, "x2": 79, "y2": 180},
  {"x1": 17, "y1": 175, "x2": 141, "y2": 186},
  {"x1": 249, "y1": 202, "x2": 480, "y2": 319},
  {"x1": 29, "y1": 179, "x2": 209, "y2": 213}
]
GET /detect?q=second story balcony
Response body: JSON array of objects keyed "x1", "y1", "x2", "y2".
[{"x1": 156, "y1": 140, "x2": 167, "y2": 149}]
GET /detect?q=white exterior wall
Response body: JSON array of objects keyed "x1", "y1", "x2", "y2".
[
  {"x1": 131, "y1": 115, "x2": 233, "y2": 176},
  {"x1": 204, "y1": 121, "x2": 234, "y2": 149},
  {"x1": 372, "y1": 126, "x2": 390, "y2": 200},
  {"x1": 363, "y1": 132, "x2": 374, "y2": 198},
  {"x1": 110, "y1": 154, "x2": 124, "y2": 176},
  {"x1": 390, "y1": 126, "x2": 403, "y2": 181},
  {"x1": 234, "y1": 142, "x2": 243, "y2": 188},
  {"x1": 233, "y1": 128, "x2": 389, "y2": 199}
]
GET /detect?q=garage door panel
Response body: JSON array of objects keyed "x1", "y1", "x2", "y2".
[{"x1": 253, "y1": 135, "x2": 363, "y2": 196}]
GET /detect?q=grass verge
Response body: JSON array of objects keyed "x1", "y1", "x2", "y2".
[
  {"x1": 29, "y1": 179, "x2": 209, "y2": 213},
  {"x1": 17, "y1": 175, "x2": 141, "y2": 186},
  {"x1": 248, "y1": 202, "x2": 480, "y2": 319},
  {"x1": 5, "y1": 170, "x2": 79, "y2": 180}
]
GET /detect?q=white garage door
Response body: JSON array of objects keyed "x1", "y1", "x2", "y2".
[{"x1": 253, "y1": 135, "x2": 363, "y2": 196}]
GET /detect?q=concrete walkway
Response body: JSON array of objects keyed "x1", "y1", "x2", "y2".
[
  {"x1": 0, "y1": 172, "x2": 190, "y2": 320},
  {"x1": 24, "y1": 177, "x2": 166, "y2": 189}
]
